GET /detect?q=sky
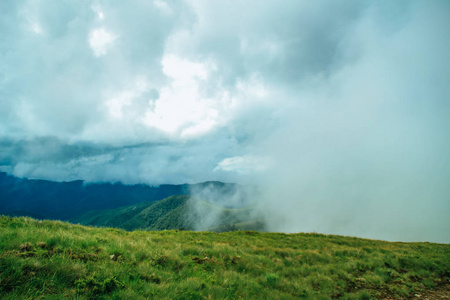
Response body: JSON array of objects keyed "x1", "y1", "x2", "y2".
[{"x1": 1, "y1": 0, "x2": 449, "y2": 242}]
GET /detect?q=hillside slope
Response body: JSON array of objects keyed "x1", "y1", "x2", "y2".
[
  {"x1": 0, "y1": 216, "x2": 448, "y2": 299},
  {"x1": 73, "y1": 195, "x2": 266, "y2": 232},
  {"x1": 0, "y1": 172, "x2": 249, "y2": 221}
]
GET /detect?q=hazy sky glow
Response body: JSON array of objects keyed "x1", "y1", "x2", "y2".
[{"x1": 1, "y1": 0, "x2": 449, "y2": 242}]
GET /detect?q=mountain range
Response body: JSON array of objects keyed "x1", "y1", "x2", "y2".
[{"x1": 0, "y1": 172, "x2": 262, "y2": 231}]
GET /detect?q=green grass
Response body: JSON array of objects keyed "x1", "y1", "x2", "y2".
[{"x1": 0, "y1": 216, "x2": 448, "y2": 299}]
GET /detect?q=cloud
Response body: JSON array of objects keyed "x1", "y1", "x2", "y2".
[
  {"x1": 214, "y1": 155, "x2": 272, "y2": 174},
  {"x1": 251, "y1": 0, "x2": 450, "y2": 243},
  {"x1": 89, "y1": 27, "x2": 117, "y2": 57},
  {"x1": 0, "y1": 0, "x2": 449, "y2": 241},
  {"x1": 0, "y1": 0, "x2": 193, "y2": 140},
  {"x1": 142, "y1": 54, "x2": 219, "y2": 137},
  {"x1": 0, "y1": 134, "x2": 242, "y2": 185}
]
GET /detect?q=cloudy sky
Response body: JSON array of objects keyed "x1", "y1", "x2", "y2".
[{"x1": 1, "y1": 1, "x2": 449, "y2": 242}]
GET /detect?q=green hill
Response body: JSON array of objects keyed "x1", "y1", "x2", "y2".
[
  {"x1": 72, "y1": 195, "x2": 267, "y2": 232},
  {"x1": 0, "y1": 216, "x2": 448, "y2": 299}
]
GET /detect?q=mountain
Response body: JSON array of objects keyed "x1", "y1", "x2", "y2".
[
  {"x1": 73, "y1": 195, "x2": 267, "y2": 232},
  {"x1": 1, "y1": 216, "x2": 448, "y2": 299},
  {"x1": 0, "y1": 172, "x2": 251, "y2": 222}
]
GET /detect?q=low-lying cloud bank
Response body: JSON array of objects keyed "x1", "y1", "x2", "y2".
[{"x1": 1, "y1": 1, "x2": 449, "y2": 242}]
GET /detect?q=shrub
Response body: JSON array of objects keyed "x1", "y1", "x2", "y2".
[
  {"x1": 75, "y1": 275, "x2": 125, "y2": 295},
  {"x1": 265, "y1": 273, "x2": 279, "y2": 287}
]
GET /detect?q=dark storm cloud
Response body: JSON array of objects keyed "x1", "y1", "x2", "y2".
[{"x1": 0, "y1": 131, "x2": 243, "y2": 185}]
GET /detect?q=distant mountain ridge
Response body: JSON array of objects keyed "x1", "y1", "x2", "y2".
[
  {"x1": 0, "y1": 172, "x2": 246, "y2": 222},
  {"x1": 72, "y1": 195, "x2": 267, "y2": 232}
]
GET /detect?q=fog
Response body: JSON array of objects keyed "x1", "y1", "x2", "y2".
[
  {"x1": 187, "y1": 182, "x2": 262, "y2": 231},
  {"x1": 253, "y1": 1, "x2": 450, "y2": 242}
]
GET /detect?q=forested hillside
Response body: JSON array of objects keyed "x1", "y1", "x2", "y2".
[{"x1": 73, "y1": 195, "x2": 266, "y2": 232}]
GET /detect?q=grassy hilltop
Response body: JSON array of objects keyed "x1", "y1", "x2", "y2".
[{"x1": 0, "y1": 216, "x2": 449, "y2": 299}]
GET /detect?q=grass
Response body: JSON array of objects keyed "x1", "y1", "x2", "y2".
[{"x1": 0, "y1": 216, "x2": 449, "y2": 299}]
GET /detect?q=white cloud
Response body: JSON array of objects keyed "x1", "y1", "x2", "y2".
[
  {"x1": 215, "y1": 155, "x2": 272, "y2": 174},
  {"x1": 88, "y1": 28, "x2": 117, "y2": 57},
  {"x1": 153, "y1": 0, "x2": 172, "y2": 15},
  {"x1": 91, "y1": 2, "x2": 105, "y2": 21},
  {"x1": 142, "y1": 55, "x2": 219, "y2": 137},
  {"x1": 162, "y1": 54, "x2": 209, "y2": 82},
  {"x1": 104, "y1": 77, "x2": 150, "y2": 119},
  {"x1": 29, "y1": 20, "x2": 43, "y2": 34}
]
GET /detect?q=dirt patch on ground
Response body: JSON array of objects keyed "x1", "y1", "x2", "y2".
[
  {"x1": 408, "y1": 285, "x2": 450, "y2": 300},
  {"x1": 378, "y1": 285, "x2": 450, "y2": 299}
]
